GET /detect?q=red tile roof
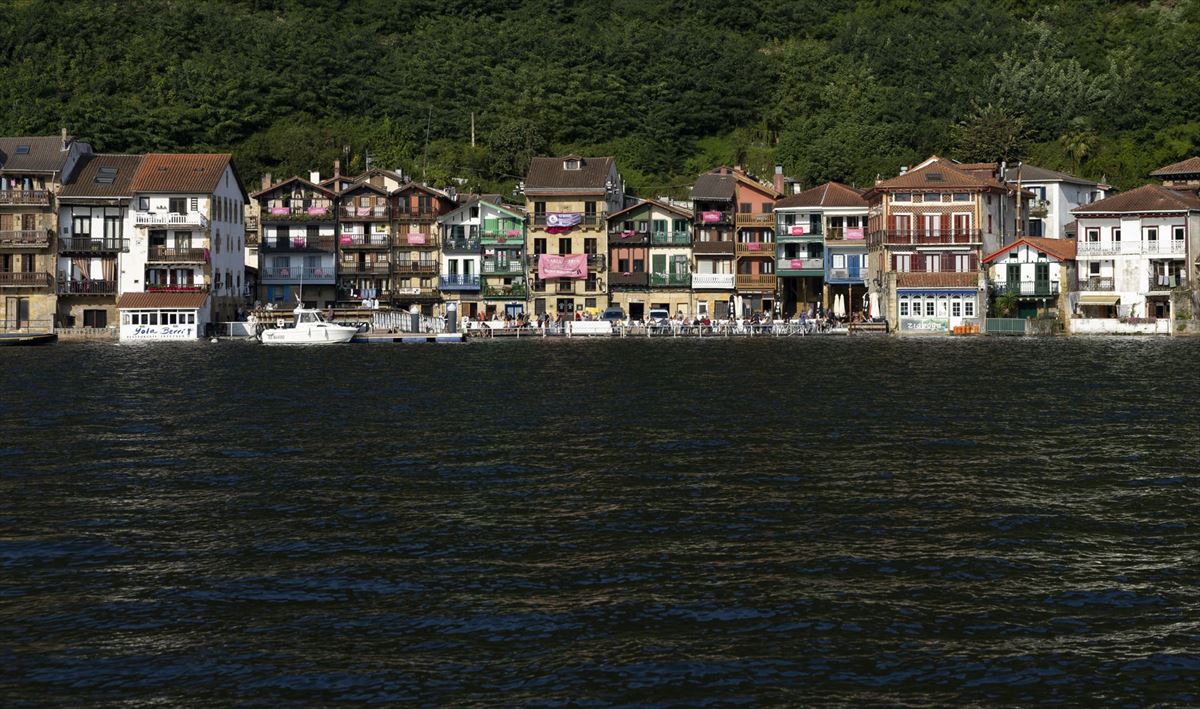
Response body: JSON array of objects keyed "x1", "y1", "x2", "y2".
[
  {"x1": 131, "y1": 153, "x2": 234, "y2": 195},
  {"x1": 983, "y1": 237, "x2": 1076, "y2": 264},
  {"x1": 896, "y1": 272, "x2": 979, "y2": 289},
  {"x1": 866, "y1": 156, "x2": 1007, "y2": 196},
  {"x1": 250, "y1": 175, "x2": 336, "y2": 199},
  {"x1": 117, "y1": 292, "x2": 209, "y2": 309},
  {"x1": 525, "y1": 156, "x2": 615, "y2": 192},
  {"x1": 1073, "y1": 184, "x2": 1200, "y2": 214},
  {"x1": 1150, "y1": 156, "x2": 1200, "y2": 177},
  {"x1": 607, "y1": 198, "x2": 692, "y2": 222},
  {"x1": 775, "y1": 182, "x2": 866, "y2": 209}
]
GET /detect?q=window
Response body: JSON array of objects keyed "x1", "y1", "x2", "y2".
[
  {"x1": 925, "y1": 300, "x2": 935, "y2": 316},
  {"x1": 740, "y1": 202, "x2": 751, "y2": 213},
  {"x1": 1089, "y1": 261, "x2": 1100, "y2": 275},
  {"x1": 138, "y1": 196, "x2": 149, "y2": 211},
  {"x1": 83, "y1": 309, "x2": 107, "y2": 328},
  {"x1": 1112, "y1": 228, "x2": 1121, "y2": 242},
  {"x1": 534, "y1": 238, "x2": 547, "y2": 255},
  {"x1": 564, "y1": 159, "x2": 580, "y2": 170},
  {"x1": 73, "y1": 214, "x2": 91, "y2": 237},
  {"x1": 584, "y1": 238, "x2": 597, "y2": 255},
  {"x1": 956, "y1": 254, "x2": 973, "y2": 272},
  {"x1": 899, "y1": 299, "x2": 909, "y2": 316},
  {"x1": 894, "y1": 193, "x2": 911, "y2": 202},
  {"x1": 169, "y1": 197, "x2": 186, "y2": 214},
  {"x1": 1086, "y1": 228, "x2": 1100, "y2": 242},
  {"x1": 924, "y1": 193, "x2": 941, "y2": 203},
  {"x1": 964, "y1": 299, "x2": 975, "y2": 317},
  {"x1": 952, "y1": 193, "x2": 970, "y2": 202},
  {"x1": 832, "y1": 254, "x2": 845, "y2": 268},
  {"x1": 558, "y1": 238, "x2": 571, "y2": 255},
  {"x1": 585, "y1": 298, "x2": 597, "y2": 308},
  {"x1": 584, "y1": 202, "x2": 596, "y2": 219},
  {"x1": 952, "y1": 300, "x2": 961, "y2": 317},
  {"x1": 1173, "y1": 226, "x2": 1185, "y2": 242},
  {"x1": 761, "y1": 202, "x2": 771, "y2": 213},
  {"x1": 894, "y1": 254, "x2": 911, "y2": 272},
  {"x1": 1145, "y1": 227, "x2": 1158, "y2": 242},
  {"x1": 534, "y1": 201, "x2": 546, "y2": 216}
]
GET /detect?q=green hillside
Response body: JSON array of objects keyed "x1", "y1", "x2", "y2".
[{"x1": 3, "y1": 0, "x2": 1197, "y2": 195}]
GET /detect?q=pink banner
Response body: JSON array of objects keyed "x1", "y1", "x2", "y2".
[
  {"x1": 270, "y1": 207, "x2": 289, "y2": 215},
  {"x1": 701, "y1": 211, "x2": 722, "y2": 223},
  {"x1": 846, "y1": 227, "x2": 864, "y2": 240},
  {"x1": 746, "y1": 242, "x2": 762, "y2": 251},
  {"x1": 506, "y1": 229, "x2": 521, "y2": 237},
  {"x1": 339, "y1": 234, "x2": 352, "y2": 245},
  {"x1": 790, "y1": 259, "x2": 803, "y2": 269},
  {"x1": 789, "y1": 225, "x2": 807, "y2": 235},
  {"x1": 538, "y1": 253, "x2": 587, "y2": 279},
  {"x1": 307, "y1": 206, "x2": 328, "y2": 216},
  {"x1": 407, "y1": 232, "x2": 426, "y2": 245},
  {"x1": 356, "y1": 207, "x2": 371, "y2": 217}
]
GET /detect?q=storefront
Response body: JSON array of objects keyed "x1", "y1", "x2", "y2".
[
  {"x1": 116, "y1": 292, "x2": 210, "y2": 342},
  {"x1": 896, "y1": 288, "x2": 978, "y2": 334}
]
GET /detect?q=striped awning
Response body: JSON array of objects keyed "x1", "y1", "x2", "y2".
[{"x1": 1079, "y1": 294, "x2": 1119, "y2": 305}]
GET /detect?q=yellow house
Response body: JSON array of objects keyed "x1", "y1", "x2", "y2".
[{"x1": 524, "y1": 156, "x2": 625, "y2": 317}]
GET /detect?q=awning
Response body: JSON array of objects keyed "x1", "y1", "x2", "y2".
[{"x1": 1079, "y1": 294, "x2": 1119, "y2": 305}]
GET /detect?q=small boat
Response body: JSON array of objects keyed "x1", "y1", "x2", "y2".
[
  {"x1": 257, "y1": 307, "x2": 358, "y2": 345},
  {"x1": 0, "y1": 332, "x2": 57, "y2": 346}
]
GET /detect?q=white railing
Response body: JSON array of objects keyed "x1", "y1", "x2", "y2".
[
  {"x1": 691, "y1": 273, "x2": 735, "y2": 289},
  {"x1": 1077, "y1": 240, "x2": 1185, "y2": 256},
  {"x1": 135, "y1": 211, "x2": 209, "y2": 228}
]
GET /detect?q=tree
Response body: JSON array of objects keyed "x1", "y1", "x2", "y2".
[
  {"x1": 952, "y1": 104, "x2": 1030, "y2": 165},
  {"x1": 1059, "y1": 119, "x2": 1099, "y2": 172}
]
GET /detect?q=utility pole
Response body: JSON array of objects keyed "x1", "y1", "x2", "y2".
[{"x1": 471, "y1": 112, "x2": 476, "y2": 148}]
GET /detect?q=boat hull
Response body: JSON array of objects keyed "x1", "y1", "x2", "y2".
[{"x1": 259, "y1": 326, "x2": 357, "y2": 345}]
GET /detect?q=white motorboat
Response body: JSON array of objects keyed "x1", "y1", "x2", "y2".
[{"x1": 258, "y1": 307, "x2": 358, "y2": 345}]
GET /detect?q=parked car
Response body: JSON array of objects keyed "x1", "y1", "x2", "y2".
[
  {"x1": 600, "y1": 306, "x2": 626, "y2": 322},
  {"x1": 648, "y1": 308, "x2": 671, "y2": 327}
]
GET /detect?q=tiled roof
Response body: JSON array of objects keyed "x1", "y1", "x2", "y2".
[
  {"x1": 1150, "y1": 156, "x2": 1200, "y2": 177},
  {"x1": 394, "y1": 181, "x2": 454, "y2": 201},
  {"x1": 896, "y1": 272, "x2": 979, "y2": 289},
  {"x1": 607, "y1": 198, "x2": 692, "y2": 222},
  {"x1": 775, "y1": 182, "x2": 867, "y2": 209},
  {"x1": 1005, "y1": 164, "x2": 1099, "y2": 186},
  {"x1": 250, "y1": 175, "x2": 336, "y2": 199},
  {"x1": 117, "y1": 292, "x2": 209, "y2": 309},
  {"x1": 525, "y1": 156, "x2": 614, "y2": 192},
  {"x1": 983, "y1": 237, "x2": 1076, "y2": 264},
  {"x1": 131, "y1": 153, "x2": 233, "y2": 195},
  {"x1": 59, "y1": 154, "x2": 143, "y2": 199},
  {"x1": 1073, "y1": 184, "x2": 1200, "y2": 214},
  {"x1": 869, "y1": 156, "x2": 1006, "y2": 193},
  {"x1": 0, "y1": 135, "x2": 80, "y2": 173},
  {"x1": 691, "y1": 173, "x2": 736, "y2": 201}
]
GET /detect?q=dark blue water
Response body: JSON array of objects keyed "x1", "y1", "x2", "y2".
[{"x1": 2, "y1": 338, "x2": 1198, "y2": 705}]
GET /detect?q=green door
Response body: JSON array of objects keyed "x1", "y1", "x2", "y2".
[
  {"x1": 1006, "y1": 263, "x2": 1021, "y2": 293},
  {"x1": 652, "y1": 254, "x2": 666, "y2": 285},
  {"x1": 1035, "y1": 262, "x2": 1050, "y2": 296}
]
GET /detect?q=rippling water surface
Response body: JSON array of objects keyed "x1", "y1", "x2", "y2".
[{"x1": 2, "y1": 337, "x2": 1199, "y2": 705}]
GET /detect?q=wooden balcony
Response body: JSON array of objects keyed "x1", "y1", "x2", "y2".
[
  {"x1": 338, "y1": 234, "x2": 390, "y2": 249},
  {"x1": 394, "y1": 232, "x2": 438, "y2": 247},
  {"x1": 392, "y1": 261, "x2": 438, "y2": 276},
  {"x1": 483, "y1": 282, "x2": 528, "y2": 299},
  {"x1": 0, "y1": 190, "x2": 50, "y2": 206},
  {"x1": 135, "y1": 211, "x2": 208, "y2": 228},
  {"x1": 735, "y1": 241, "x2": 775, "y2": 256},
  {"x1": 871, "y1": 229, "x2": 982, "y2": 246},
  {"x1": 0, "y1": 272, "x2": 52, "y2": 288},
  {"x1": 0, "y1": 229, "x2": 51, "y2": 248},
  {"x1": 60, "y1": 237, "x2": 127, "y2": 253},
  {"x1": 341, "y1": 205, "x2": 389, "y2": 221},
  {"x1": 735, "y1": 213, "x2": 774, "y2": 228},
  {"x1": 58, "y1": 279, "x2": 117, "y2": 295},
  {"x1": 395, "y1": 209, "x2": 439, "y2": 222},
  {"x1": 259, "y1": 266, "x2": 335, "y2": 283},
  {"x1": 608, "y1": 271, "x2": 649, "y2": 287},
  {"x1": 339, "y1": 262, "x2": 391, "y2": 276},
  {"x1": 261, "y1": 236, "x2": 336, "y2": 252},
  {"x1": 693, "y1": 240, "x2": 735, "y2": 256},
  {"x1": 260, "y1": 206, "x2": 334, "y2": 223},
  {"x1": 736, "y1": 273, "x2": 776, "y2": 290},
  {"x1": 609, "y1": 230, "x2": 650, "y2": 245},
  {"x1": 148, "y1": 246, "x2": 208, "y2": 263},
  {"x1": 146, "y1": 283, "x2": 208, "y2": 293},
  {"x1": 442, "y1": 236, "x2": 481, "y2": 253}
]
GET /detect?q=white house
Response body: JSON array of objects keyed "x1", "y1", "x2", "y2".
[
  {"x1": 120, "y1": 153, "x2": 248, "y2": 339},
  {"x1": 436, "y1": 197, "x2": 487, "y2": 317},
  {"x1": 981, "y1": 236, "x2": 1075, "y2": 318},
  {"x1": 1005, "y1": 164, "x2": 1112, "y2": 239},
  {"x1": 1071, "y1": 184, "x2": 1200, "y2": 322}
]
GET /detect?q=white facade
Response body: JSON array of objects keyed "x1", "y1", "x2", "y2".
[
  {"x1": 119, "y1": 306, "x2": 207, "y2": 341},
  {"x1": 1073, "y1": 216, "x2": 1191, "y2": 318},
  {"x1": 1011, "y1": 180, "x2": 1110, "y2": 239},
  {"x1": 986, "y1": 242, "x2": 1067, "y2": 295}
]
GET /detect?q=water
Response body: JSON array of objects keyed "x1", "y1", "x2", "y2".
[{"x1": 2, "y1": 338, "x2": 1198, "y2": 705}]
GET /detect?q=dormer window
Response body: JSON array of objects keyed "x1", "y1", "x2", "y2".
[{"x1": 564, "y1": 159, "x2": 580, "y2": 171}]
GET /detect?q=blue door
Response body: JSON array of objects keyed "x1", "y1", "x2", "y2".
[{"x1": 847, "y1": 254, "x2": 861, "y2": 279}]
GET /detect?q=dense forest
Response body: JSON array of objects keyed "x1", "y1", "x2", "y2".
[{"x1": 2, "y1": 0, "x2": 1198, "y2": 197}]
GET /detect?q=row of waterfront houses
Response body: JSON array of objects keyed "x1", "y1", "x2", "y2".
[{"x1": 4, "y1": 131, "x2": 1199, "y2": 340}]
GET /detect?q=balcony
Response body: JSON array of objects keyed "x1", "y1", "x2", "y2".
[
  {"x1": 482, "y1": 258, "x2": 523, "y2": 275},
  {"x1": 260, "y1": 266, "x2": 336, "y2": 283},
  {"x1": 396, "y1": 209, "x2": 439, "y2": 221},
  {"x1": 990, "y1": 280, "x2": 1060, "y2": 297},
  {"x1": 1078, "y1": 276, "x2": 1114, "y2": 291},
  {"x1": 60, "y1": 237, "x2": 126, "y2": 253},
  {"x1": 608, "y1": 271, "x2": 649, "y2": 287},
  {"x1": 146, "y1": 283, "x2": 208, "y2": 293},
  {"x1": 339, "y1": 234, "x2": 390, "y2": 249},
  {"x1": 1148, "y1": 274, "x2": 1187, "y2": 291},
  {"x1": 827, "y1": 268, "x2": 866, "y2": 282},
  {"x1": 691, "y1": 273, "x2": 735, "y2": 289},
  {"x1": 776, "y1": 257, "x2": 825, "y2": 276},
  {"x1": 826, "y1": 227, "x2": 867, "y2": 242},
  {"x1": 0, "y1": 190, "x2": 50, "y2": 206},
  {"x1": 776, "y1": 224, "x2": 822, "y2": 241},
  {"x1": 439, "y1": 274, "x2": 481, "y2": 290},
  {"x1": 531, "y1": 214, "x2": 602, "y2": 229},
  {"x1": 588, "y1": 254, "x2": 606, "y2": 270},
  {"x1": 341, "y1": 205, "x2": 389, "y2": 220},
  {"x1": 1077, "y1": 240, "x2": 1186, "y2": 256},
  {"x1": 58, "y1": 279, "x2": 117, "y2": 295},
  {"x1": 650, "y1": 272, "x2": 691, "y2": 287},
  {"x1": 736, "y1": 241, "x2": 774, "y2": 256},
  {"x1": 693, "y1": 240, "x2": 736, "y2": 256},
  {"x1": 736, "y1": 273, "x2": 776, "y2": 290},
  {"x1": 394, "y1": 232, "x2": 438, "y2": 247},
  {"x1": 610, "y1": 230, "x2": 650, "y2": 245},
  {"x1": 0, "y1": 229, "x2": 51, "y2": 248},
  {"x1": 695, "y1": 210, "x2": 733, "y2": 225},
  {"x1": 339, "y1": 262, "x2": 391, "y2": 276},
  {"x1": 260, "y1": 206, "x2": 333, "y2": 223},
  {"x1": 261, "y1": 236, "x2": 336, "y2": 252},
  {"x1": 1025, "y1": 198, "x2": 1050, "y2": 218},
  {"x1": 392, "y1": 261, "x2": 438, "y2": 276},
  {"x1": 135, "y1": 211, "x2": 208, "y2": 228},
  {"x1": 443, "y1": 236, "x2": 481, "y2": 253},
  {"x1": 735, "y1": 213, "x2": 775, "y2": 228},
  {"x1": 650, "y1": 231, "x2": 690, "y2": 245},
  {"x1": 0, "y1": 272, "x2": 52, "y2": 288},
  {"x1": 872, "y1": 230, "x2": 982, "y2": 246},
  {"x1": 148, "y1": 246, "x2": 208, "y2": 263},
  {"x1": 482, "y1": 228, "x2": 524, "y2": 244},
  {"x1": 483, "y1": 282, "x2": 527, "y2": 299}
]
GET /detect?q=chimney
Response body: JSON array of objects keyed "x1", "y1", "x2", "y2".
[
  {"x1": 309, "y1": 170, "x2": 321, "y2": 183},
  {"x1": 899, "y1": 166, "x2": 909, "y2": 175},
  {"x1": 773, "y1": 165, "x2": 784, "y2": 194},
  {"x1": 60, "y1": 127, "x2": 68, "y2": 150},
  {"x1": 334, "y1": 159, "x2": 341, "y2": 179},
  {"x1": 261, "y1": 172, "x2": 273, "y2": 190}
]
